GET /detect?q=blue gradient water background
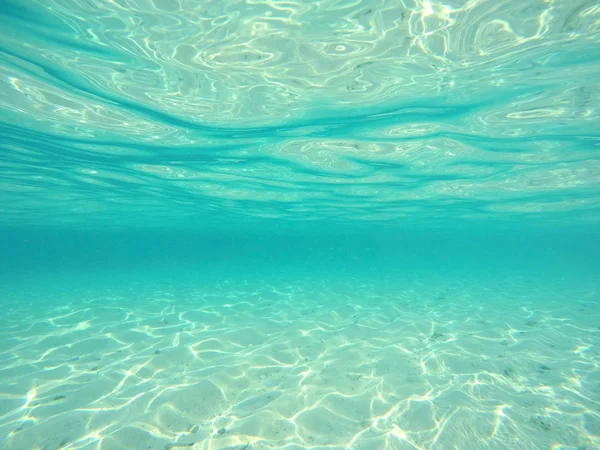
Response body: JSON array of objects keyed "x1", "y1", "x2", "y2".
[{"x1": 0, "y1": 1, "x2": 599, "y2": 449}]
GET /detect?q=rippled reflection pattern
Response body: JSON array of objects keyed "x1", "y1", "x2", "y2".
[
  {"x1": 0, "y1": 0, "x2": 599, "y2": 227},
  {"x1": 1, "y1": 276, "x2": 599, "y2": 449}
]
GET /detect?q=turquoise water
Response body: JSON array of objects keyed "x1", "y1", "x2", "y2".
[{"x1": 1, "y1": 0, "x2": 600, "y2": 449}]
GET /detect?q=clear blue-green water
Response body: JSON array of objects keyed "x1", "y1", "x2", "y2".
[{"x1": 1, "y1": 1, "x2": 599, "y2": 449}]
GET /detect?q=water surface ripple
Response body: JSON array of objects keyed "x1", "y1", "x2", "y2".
[{"x1": 1, "y1": 0, "x2": 599, "y2": 227}]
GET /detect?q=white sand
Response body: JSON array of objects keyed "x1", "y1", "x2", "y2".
[{"x1": 0, "y1": 274, "x2": 598, "y2": 449}]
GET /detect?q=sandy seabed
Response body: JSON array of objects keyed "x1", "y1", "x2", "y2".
[{"x1": 0, "y1": 274, "x2": 598, "y2": 450}]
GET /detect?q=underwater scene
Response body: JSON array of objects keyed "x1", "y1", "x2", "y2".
[{"x1": 0, "y1": 0, "x2": 599, "y2": 449}]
